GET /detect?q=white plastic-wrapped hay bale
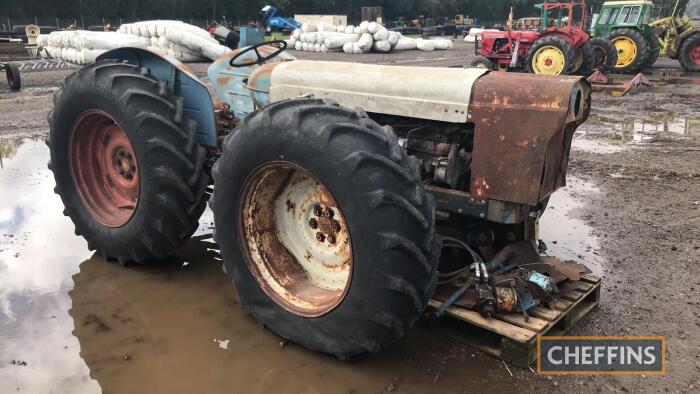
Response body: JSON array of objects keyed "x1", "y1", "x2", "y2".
[
  {"x1": 394, "y1": 37, "x2": 418, "y2": 51},
  {"x1": 344, "y1": 25, "x2": 355, "y2": 34},
  {"x1": 292, "y1": 29, "x2": 302, "y2": 39},
  {"x1": 316, "y1": 22, "x2": 337, "y2": 32},
  {"x1": 295, "y1": 41, "x2": 303, "y2": 51},
  {"x1": 324, "y1": 33, "x2": 358, "y2": 50},
  {"x1": 164, "y1": 27, "x2": 229, "y2": 60},
  {"x1": 373, "y1": 27, "x2": 389, "y2": 41},
  {"x1": 336, "y1": 25, "x2": 346, "y2": 33},
  {"x1": 432, "y1": 39, "x2": 454, "y2": 50},
  {"x1": 367, "y1": 22, "x2": 381, "y2": 34},
  {"x1": 342, "y1": 42, "x2": 353, "y2": 53},
  {"x1": 416, "y1": 38, "x2": 435, "y2": 51},
  {"x1": 388, "y1": 31, "x2": 400, "y2": 46},
  {"x1": 373, "y1": 40, "x2": 391, "y2": 53},
  {"x1": 357, "y1": 33, "x2": 374, "y2": 52},
  {"x1": 359, "y1": 21, "x2": 369, "y2": 33}
]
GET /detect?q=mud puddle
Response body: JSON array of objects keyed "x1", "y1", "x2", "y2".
[
  {"x1": 539, "y1": 177, "x2": 604, "y2": 276},
  {"x1": 0, "y1": 137, "x2": 609, "y2": 393}
]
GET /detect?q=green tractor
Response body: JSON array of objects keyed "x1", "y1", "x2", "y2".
[
  {"x1": 592, "y1": 0, "x2": 700, "y2": 72},
  {"x1": 652, "y1": 0, "x2": 700, "y2": 71}
]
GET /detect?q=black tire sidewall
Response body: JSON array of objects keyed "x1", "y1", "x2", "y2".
[
  {"x1": 53, "y1": 85, "x2": 161, "y2": 253},
  {"x1": 609, "y1": 28, "x2": 648, "y2": 73},
  {"x1": 213, "y1": 100, "x2": 436, "y2": 356},
  {"x1": 526, "y1": 36, "x2": 576, "y2": 75}
]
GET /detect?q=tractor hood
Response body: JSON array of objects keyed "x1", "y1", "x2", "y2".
[
  {"x1": 244, "y1": 59, "x2": 590, "y2": 206},
  {"x1": 268, "y1": 60, "x2": 488, "y2": 123}
]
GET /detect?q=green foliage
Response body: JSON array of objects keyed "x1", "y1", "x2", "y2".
[{"x1": 0, "y1": 0, "x2": 612, "y2": 24}]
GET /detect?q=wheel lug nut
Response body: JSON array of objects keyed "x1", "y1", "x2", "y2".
[
  {"x1": 313, "y1": 205, "x2": 323, "y2": 217},
  {"x1": 327, "y1": 234, "x2": 336, "y2": 245},
  {"x1": 316, "y1": 232, "x2": 325, "y2": 242},
  {"x1": 333, "y1": 221, "x2": 341, "y2": 232},
  {"x1": 323, "y1": 208, "x2": 334, "y2": 218},
  {"x1": 309, "y1": 218, "x2": 318, "y2": 229}
]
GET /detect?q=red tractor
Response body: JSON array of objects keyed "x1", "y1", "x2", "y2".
[{"x1": 471, "y1": 1, "x2": 617, "y2": 76}]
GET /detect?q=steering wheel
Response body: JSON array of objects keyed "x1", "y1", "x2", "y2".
[{"x1": 229, "y1": 40, "x2": 288, "y2": 68}]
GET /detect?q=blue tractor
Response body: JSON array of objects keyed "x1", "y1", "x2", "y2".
[
  {"x1": 261, "y1": 5, "x2": 301, "y2": 33},
  {"x1": 47, "y1": 41, "x2": 591, "y2": 361}
]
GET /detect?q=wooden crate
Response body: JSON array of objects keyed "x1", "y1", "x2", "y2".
[{"x1": 428, "y1": 274, "x2": 601, "y2": 367}]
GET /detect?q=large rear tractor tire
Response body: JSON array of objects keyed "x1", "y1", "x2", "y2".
[
  {"x1": 588, "y1": 37, "x2": 618, "y2": 72},
  {"x1": 643, "y1": 32, "x2": 661, "y2": 70},
  {"x1": 4, "y1": 62, "x2": 21, "y2": 91},
  {"x1": 679, "y1": 33, "x2": 700, "y2": 72},
  {"x1": 573, "y1": 41, "x2": 596, "y2": 76},
  {"x1": 609, "y1": 28, "x2": 649, "y2": 73},
  {"x1": 526, "y1": 36, "x2": 576, "y2": 75},
  {"x1": 47, "y1": 60, "x2": 209, "y2": 264},
  {"x1": 210, "y1": 98, "x2": 439, "y2": 360}
]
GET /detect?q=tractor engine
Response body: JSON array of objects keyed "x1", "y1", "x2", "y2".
[{"x1": 210, "y1": 58, "x2": 591, "y2": 252}]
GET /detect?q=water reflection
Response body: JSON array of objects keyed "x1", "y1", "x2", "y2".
[
  {"x1": 539, "y1": 177, "x2": 604, "y2": 276},
  {"x1": 68, "y1": 235, "x2": 511, "y2": 394},
  {"x1": 0, "y1": 138, "x2": 98, "y2": 393},
  {"x1": 0, "y1": 138, "x2": 604, "y2": 393}
]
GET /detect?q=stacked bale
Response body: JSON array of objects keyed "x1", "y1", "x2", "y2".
[
  {"x1": 37, "y1": 31, "x2": 146, "y2": 64},
  {"x1": 287, "y1": 20, "x2": 454, "y2": 54},
  {"x1": 118, "y1": 20, "x2": 231, "y2": 61}
]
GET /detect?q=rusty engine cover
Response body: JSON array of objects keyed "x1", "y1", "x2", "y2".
[{"x1": 469, "y1": 72, "x2": 590, "y2": 206}]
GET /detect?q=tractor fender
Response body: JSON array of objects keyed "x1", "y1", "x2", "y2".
[{"x1": 97, "y1": 47, "x2": 218, "y2": 147}]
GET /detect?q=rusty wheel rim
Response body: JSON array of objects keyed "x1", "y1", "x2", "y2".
[
  {"x1": 691, "y1": 42, "x2": 700, "y2": 66},
  {"x1": 238, "y1": 162, "x2": 352, "y2": 317},
  {"x1": 69, "y1": 110, "x2": 140, "y2": 228}
]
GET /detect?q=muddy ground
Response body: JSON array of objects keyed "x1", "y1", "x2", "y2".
[{"x1": 0, "y1": 42, "x2": 698, "y2": 393}]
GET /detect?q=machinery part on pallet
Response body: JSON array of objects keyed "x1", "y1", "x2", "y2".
[
  {"x1": 587, "y1": 37, "x2": 618, "y2": 73},
  {"x1": 572, "y1": 41, "x2": 595, "y2": 76},
  {"x1": 484, "y1": 244, "x2": 516, "y2": 273},
  {"x1": 3, "y1": 62, "x2": 21, "y2": 91},
  {"x1": 468, "y1": 56, "x2": 494, "y2": 70},
  {"x1": 642, "y1": 31, "x2": 660, "y2": 70},
  {"x1": 679, "y1": 33, "x2": 700, "y2": 72},
  {"x1": 210, "y1": 98, "x2": 439, "y2": 360},
  {"x1": 438, "y1": 236, "x2": 484, "y2": 285},
  {"x1": 526, "y1": 36, "x2": 576, "y2": 75},
  {"x1": 495, "y1": 287, "x2": 517, "y2": 312},
  {"x1": 47, "y1": 60, "x2": 208, "y2": 264},
  {"x1": 475, "y1": 283, "x2": 496, "y2": 318},
  {"x1": 514, "y1": 288, "x2": 538, "y2": 312},
  {"x1": 587, "y1": 70, "x2": 650, "y2": 96},
  {"x1": 609, "y1": 28, "x2": 649, "y2": 73}
]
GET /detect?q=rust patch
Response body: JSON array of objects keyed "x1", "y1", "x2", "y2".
[{"x1": 468, "y1": 72, "x2": 591, "y2": 206}]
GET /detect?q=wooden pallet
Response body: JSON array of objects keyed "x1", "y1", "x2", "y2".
[{"x1": 428, "y1": 274, "x2": 601, "y2": 367}]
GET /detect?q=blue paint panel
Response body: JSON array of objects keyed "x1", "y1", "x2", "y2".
[
  {"x1": 97, "y1": 48, "x2": 218, "y2": 147},
  {"x1": 207, "y1": 49, "x2": 294, "y2": 119},
  {"x1": 239, "y1": 28, "x2": 265, "y2": 46}
]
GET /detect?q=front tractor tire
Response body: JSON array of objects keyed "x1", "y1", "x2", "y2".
[
  {"x1": 609, "y1": 28, "x2": 649, "y2": 73},
  {"x1": 588, "y1": 37, "x2": 618, "y2": 72},
  {"x1": 48, "y1": 60, "x2": 209, "y2": 264},
  {"x1": 210, "y1": 98, "x2": 439, "y2": 360},
  {"x1": 573, "y1": 41, "x2": 596, "y2": 76},
  {"x1": 526, "y1": 36, "x2": 576, "y2": 75},
  {"x1": 679, "y1": 34, "x2": 700, "y2": 72}
]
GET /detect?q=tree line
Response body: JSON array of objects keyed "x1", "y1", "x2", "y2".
[{"x1": 1, "y1": 0, "x2": 635, "y2": 26}]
